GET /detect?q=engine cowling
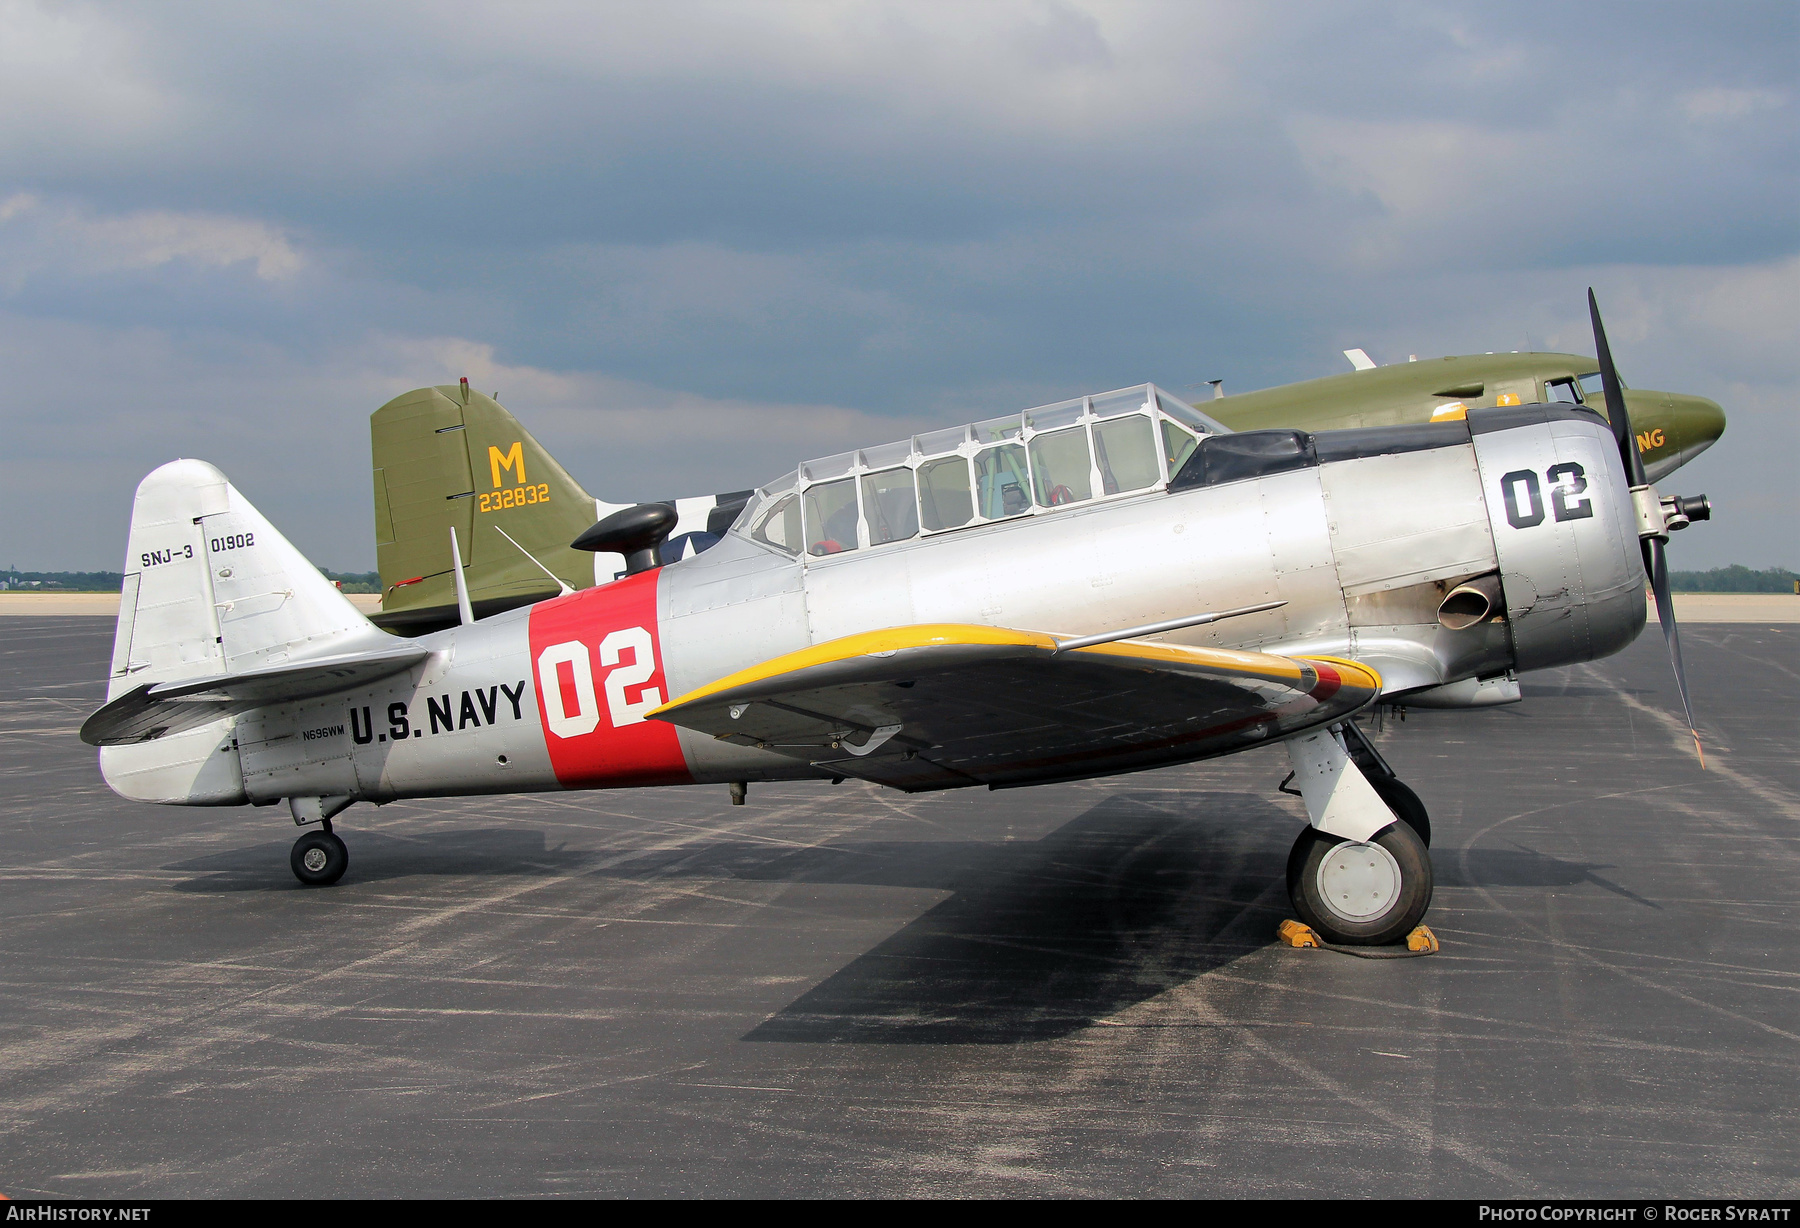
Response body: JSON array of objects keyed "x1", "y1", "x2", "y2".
[{"x1": 1467, "y1": 405, "x2": 1646, "y2": 674}]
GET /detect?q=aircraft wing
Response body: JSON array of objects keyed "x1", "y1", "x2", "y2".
[
  {"x1": 650, "y1": 625, "x2": 1380, "y2": 792},
  {"x1": 82, "y1": 645, "x2": 433, "y2": 746}
]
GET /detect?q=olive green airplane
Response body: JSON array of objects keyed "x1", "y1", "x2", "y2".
[{"x1": 368, "y1": 349, "x2": 1724, "y2": 635}]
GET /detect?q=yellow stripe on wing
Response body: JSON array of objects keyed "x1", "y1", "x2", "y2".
[
  {"x1": 1294, "y1": 654, "x2": 1384, "y2": 692},
  {"x1": 651, "y1": 623, "x2": 1057, "y2": 714},
  {"x1": 1073, "y1": 638, "x2": 1307, "y2": 680},
  {"x1": 652, "y1": 620, "x2": 1386, "y2": 720}
]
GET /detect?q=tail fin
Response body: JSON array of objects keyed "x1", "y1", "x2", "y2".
[
  {"x1": 371, "y1": 384, "x2": 599, "y2": 633},
  {"x1": 101, "y1": 459, "x2": 387, "y2": 803}
]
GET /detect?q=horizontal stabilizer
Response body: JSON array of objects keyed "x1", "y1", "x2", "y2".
[{"x1": 84, "y1": 641, "x2": 432, "y2": 746}]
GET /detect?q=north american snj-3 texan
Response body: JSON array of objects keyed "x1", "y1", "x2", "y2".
[{"x1": 83, "y1": 295, "x2": 1710, "y2": 946}]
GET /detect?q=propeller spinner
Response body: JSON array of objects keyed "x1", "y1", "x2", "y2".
[{"x1": 1587, "y1": 289, "x2": 1705, "y2": 767}]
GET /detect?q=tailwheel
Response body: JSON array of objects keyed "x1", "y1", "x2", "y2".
[
  {"x1": 1368, "y1": 776, "x2": 1430, "y2": 847},
  {"x1": 291, "y1": 829, "x2": 348, "y2": 887},
  {"x1": 1287, "y1": 820, "x2": 1432, "y2": 946}
]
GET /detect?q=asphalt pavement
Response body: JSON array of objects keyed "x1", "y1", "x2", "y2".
[{"x1": 1, "y1": 616, "x2": 1794, "y2": 1198}]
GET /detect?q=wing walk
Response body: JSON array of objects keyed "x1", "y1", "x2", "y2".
[{"x1": 650, "y1": 624, "x2": 1380, "y2": 792}]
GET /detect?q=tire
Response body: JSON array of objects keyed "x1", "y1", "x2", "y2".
[
  {"x1": 1286, "y1": 820, "x2": 1432, "y2": 946},
  {"x1": 1368, "y1": 776, "x2": 1430, "y2": 847},
  {"x1": 290, "y1": 830, "x2": 348, "y2": 887}
]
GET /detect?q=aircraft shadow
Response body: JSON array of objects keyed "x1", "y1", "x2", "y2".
[
  {"x1": 1518, "y1": 683, "x2": 1652, "y2": 699},
  {"x1": 1437, "y1": 845, "x2": 1659, "y2": 908},
  {"x1": 165, "y1": 792, "x2": 1323, "y2": 1042},
  {"x1": 606, "y1": 791, "x2": 1299, "y2": 1046}
]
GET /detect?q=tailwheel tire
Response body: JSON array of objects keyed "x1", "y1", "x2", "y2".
[
  {"x1": 1286, "y1": 820, "x2": 1432, "y2": 946},
  {"x1": 291, "y1": 830, "x2": 348, "y2": 887},
  {"x1": 1368, "y1": 776, "x2": 1430, "y2": 847}
]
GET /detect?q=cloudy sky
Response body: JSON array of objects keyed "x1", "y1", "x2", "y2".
[{"x1": 2, "y1": 0, "x2": 1794, "y2": 572}]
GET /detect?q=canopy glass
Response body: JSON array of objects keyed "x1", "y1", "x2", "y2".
[{"x1": 737, "y1": 384, "x2": 1229, "y2": 560}]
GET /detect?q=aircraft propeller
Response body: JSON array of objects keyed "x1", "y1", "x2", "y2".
[{"x1": 1587, "y1": 289, "x2": 1704, "y2": 767}]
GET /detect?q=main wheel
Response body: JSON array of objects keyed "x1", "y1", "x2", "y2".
[
  {"x1": 290, "y1": 830, "x2": 348, "y2": 887},
  {"x1": 1287, "y1": 820, "x2": 1432, "y2": 945},
  {"x1": 1368, "y1": 776, "x2": 1430, "y2": 847}
]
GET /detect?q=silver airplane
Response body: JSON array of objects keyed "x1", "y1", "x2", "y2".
[{"x1": 83, "y1": 296, "x2": 1701, "y2": 947}]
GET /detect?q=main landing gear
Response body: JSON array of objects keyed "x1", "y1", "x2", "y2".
[
  {"x1": 1281, "y1": 722, "x2": 1433, "y2": 946},
  {"x1": 287, "y1": 796, "x2": 354, "y2": 887},
  {"x1": 290, "y1": 822, "x2": 348, "y2": 886},
  {"x1": 1287, "y1": 821, "x2": 1431, "y2": 946}
]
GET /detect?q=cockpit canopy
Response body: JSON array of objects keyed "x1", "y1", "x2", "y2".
[{"x1": 736, "y1": 384, "x2": 1227, "y2": 560}]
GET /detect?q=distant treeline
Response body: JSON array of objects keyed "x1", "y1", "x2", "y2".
[
  {"x1": 1667, "y1": 565, "x2": 1799, "y2": 593},
  {"x1": 7, "y1": 566, "x2": 1794, "y2": 596},
  {"x1": 1, "y1": 570, "x2": 125, "y2": 591},
  {"x1": 2, "y1": 569, "x2": 382, "y2": 594}
]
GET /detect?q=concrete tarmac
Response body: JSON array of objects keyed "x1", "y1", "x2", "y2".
[{"x1": 1, "y1": 617, "x2": 1795, "y2": 1198}]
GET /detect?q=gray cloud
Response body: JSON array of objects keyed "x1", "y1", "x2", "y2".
[{"x1": 0, "y1": 0, "x2": 1793, "y2": 571}]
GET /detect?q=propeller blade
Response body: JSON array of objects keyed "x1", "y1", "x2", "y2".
[
  {"x1": 1588, "y1": 288, "x2": 1647, "y2": 486},
  {"x1": 1591, "y1": 290, "x2": 1702, "y2": 767},
  {"x1": 1644, "y1": 536, "x2": 1705, "y2": 768}
]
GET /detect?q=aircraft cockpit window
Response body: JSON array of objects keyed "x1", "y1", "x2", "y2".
[
  {"x1": 859, "y1": 440, "x2": 912, "y2": 471},
  {"x1": 804, "y1": 478, "x2": 861, "y2": 555},
  {"x1": 918, "y1": 456, "x2": 974, "y2": 531},
  {"x1": 1158, "y1": 391, "x2": 1228, "y2": 435},
  {"x1": 975, "y1": 443, "x2": 1032, "y2": 518},
  {"x1": 1545, "y1": 377, "x2": 1582, "y2": 404},
  {"x1": 1577, "y1": 371, "x2": 1623, "y2": 397},
  {"x1": 915, "y1": 425, "x2": 969, "y2": 455},
  {"x1": 861, "y1": 467, "x2": 919, "y2": 545},
  {"x1": 1023, "y1": 398, "x2": 1084, "y2": 432},
  {"x1": 1162, "y1": 419, "x2": 1199, "y2": 474},
  {"x1": 803, "y1": 452, "x2": 857, "y2": 483},
  {"x1": 749, "y1": 492, "x2": 802, "y2": 555},
  {"x1": 972, "y1": 414, "x2": 1025, "y2": 444},
  {"x1": 1090, "y1": 389, "x2": 1153, "y2": 420},
  {"x1": 1094, "y1": 414, "x2": 1160, "y2": 495},
  {"x1": 1030, "y1": 427, "x2": 1094, "y2": 507},
  {"x1": 740, "y1": 383, "x2": 1225, "y2": 561}
]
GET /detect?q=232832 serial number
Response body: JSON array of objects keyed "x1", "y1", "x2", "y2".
[{"x1": 480, "y1": 484, "x2": 550, "y2": 512}]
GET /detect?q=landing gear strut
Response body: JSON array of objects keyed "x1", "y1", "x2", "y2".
[
  {"x1": 290, "y1": 819, "x2": 348, "y2": 887},
  {"x1": 1340, "y1": 720, "x2": 1429, "y2": 847},
  {"x1": 1282, "y1": 723, "x2": 1434, "y2": 945}
]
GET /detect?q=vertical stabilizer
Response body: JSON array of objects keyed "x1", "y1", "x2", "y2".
[
  {"x1": 109, "y1": 459, "x2": 230, "y2": 702},
  {"x1": 371, "y1": 386, "x2": 598, "y2": 632},
  {"x1": 102, "y1": 459, "x2": 388, "y2": 805}
]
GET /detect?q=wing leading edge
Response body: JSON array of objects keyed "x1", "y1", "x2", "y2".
[{"x1": 650, "y1": 624, "x2": 1381, "y2": 792}]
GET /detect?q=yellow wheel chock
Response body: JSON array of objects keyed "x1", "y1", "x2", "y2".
[
  {"x1": 1405, "y1": 925, "x2": 1440, "y2": 953},
  {"x1": 1276, "y1": 920, "x2": 1439, "y2": 957}
]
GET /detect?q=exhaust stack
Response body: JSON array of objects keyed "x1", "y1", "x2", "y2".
[{"x1": 1438, "y1": 574, "x2": 1503, "y2": 631}]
